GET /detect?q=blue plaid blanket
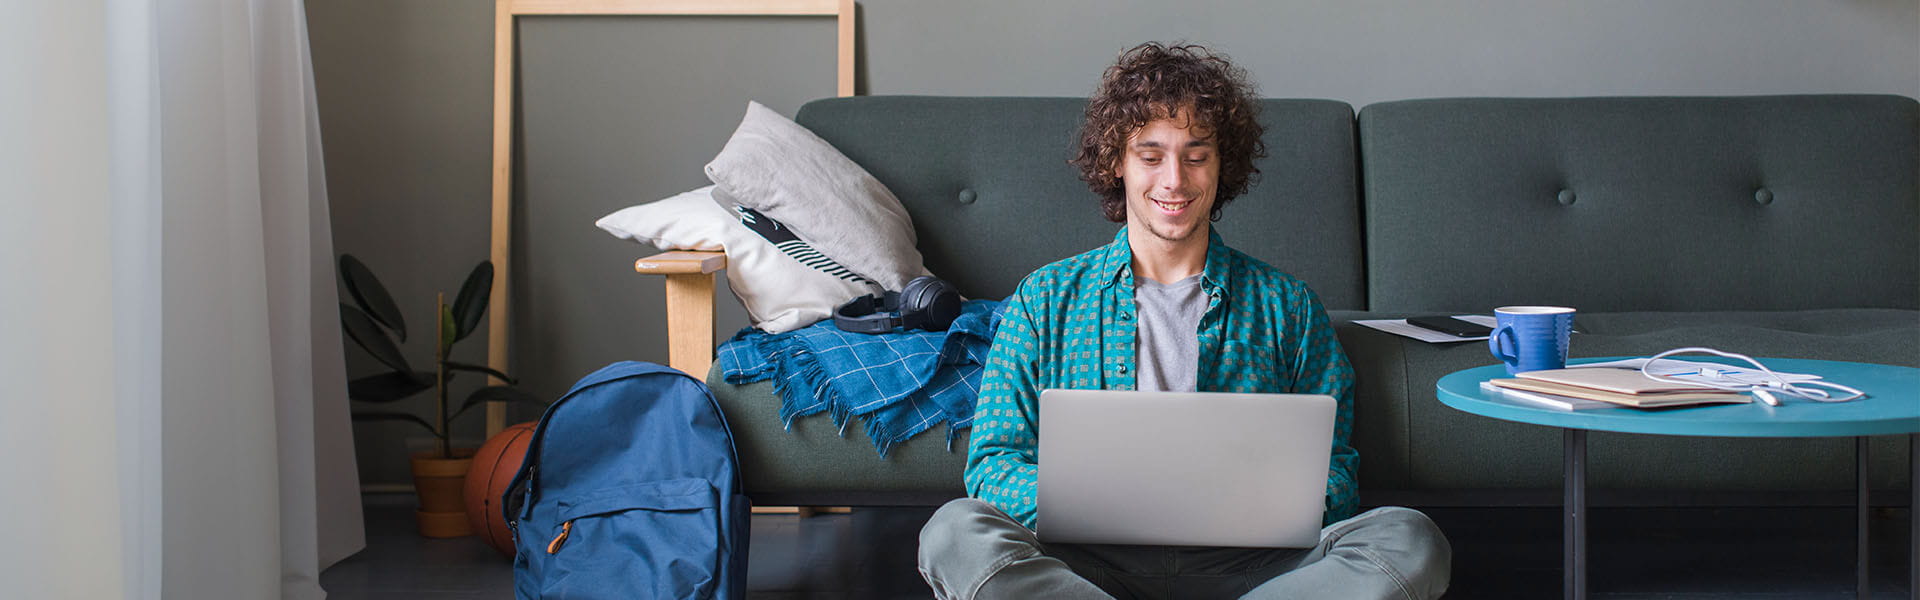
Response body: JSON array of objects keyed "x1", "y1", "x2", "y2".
[{"x1": 717, "y1": 299, "x2": 1002, "y2": 456}]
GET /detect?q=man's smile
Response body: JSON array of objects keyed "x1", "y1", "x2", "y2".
[{"x1": 1151, "y1": 197, "x2": 1194, "y2": 214}]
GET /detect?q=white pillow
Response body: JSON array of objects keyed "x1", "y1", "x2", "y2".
[
  {"x1": 704, "y1": 101, "x2": 934, "y2": 292},
  {"x1": 595, "y1": 186, "x2": 881, "y2": 334}
]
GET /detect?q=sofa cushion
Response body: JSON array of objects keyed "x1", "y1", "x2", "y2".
[
  {"x1": 707, "y1": 363, "x2": 969, "y2": 505},
  {"x1": 794, "y1": 96, "x2": 1366, "y2": 310},
  {"x1": 1359, "y1": 95, "x2": 1919, "y2": 313},
  {"x1": 1335, "y1": 308, "x2": 1918, "y2": 495}
]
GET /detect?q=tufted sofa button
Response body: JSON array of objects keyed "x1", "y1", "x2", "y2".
[
  {"x1": 1754, "y1": 188, "x2": 1773, "y2": 205},
  {"x1": 957, "y1": 189, "x2": 977, "y2": 205},
  {"x1": 1556, "y1": 189, "x2": 1576, "y2": 205}
]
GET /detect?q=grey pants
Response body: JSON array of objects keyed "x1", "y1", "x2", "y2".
[{"x1": 918, "y1": 499, "x2": 1451, "y2": 600}]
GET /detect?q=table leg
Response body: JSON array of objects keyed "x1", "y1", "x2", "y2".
[
  {"x1": 1856, "y1": 436, "x2": 1869, "y2": 600},
  {"x1": 1566, "y1": 428, "x2": 1587, "y2": 600},
  {"x1": 1910, "y1": 432, "x2": 1916, "y2": 600}
]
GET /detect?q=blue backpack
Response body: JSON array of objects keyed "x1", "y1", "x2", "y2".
[{"x1": 506, "y1": 361, "x2": 751, "y2": 599}]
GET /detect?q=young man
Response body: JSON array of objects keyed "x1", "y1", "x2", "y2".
[{"x1": 916, "y1": 43, "x2": 1452, "y2": 600}]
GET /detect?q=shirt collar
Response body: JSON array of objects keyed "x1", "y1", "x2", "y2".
[{"x1": 1099, "y1": 227, "x2": 1232, "y2": 292}]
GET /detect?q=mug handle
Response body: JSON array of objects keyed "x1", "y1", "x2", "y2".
[{"x1": 1488, "y1": 324, "x2": 1519, "y2": 366}]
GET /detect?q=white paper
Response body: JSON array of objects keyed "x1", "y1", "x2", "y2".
[
  {"x1": 1354, "y1": 315, "x2": 1498, "y2": 344},
  {"x1": 1479, "y1": 381, "x2": 1615, "y2": 410}
]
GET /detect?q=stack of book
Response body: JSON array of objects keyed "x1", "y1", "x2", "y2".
[{"x1": 1485, "y1": 367, "x2": 1750, "y2": 410}]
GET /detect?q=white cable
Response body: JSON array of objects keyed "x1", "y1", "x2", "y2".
[{"x1": 1641, "y1": 347, "x2": 1866, "y2": 403}]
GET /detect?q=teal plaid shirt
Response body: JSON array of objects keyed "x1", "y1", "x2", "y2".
[{"x1": 964, "y1": 227, "x2": 1359, "y2": 529}]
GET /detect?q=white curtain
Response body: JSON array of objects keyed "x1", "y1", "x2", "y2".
[{"x1": 1, "y1": 1, "x2": 364, "y2": 598}]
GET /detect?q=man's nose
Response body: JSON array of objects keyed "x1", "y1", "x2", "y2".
[{"x1": 1162, "y1": 165, "x2": 1185, "y2": 191}]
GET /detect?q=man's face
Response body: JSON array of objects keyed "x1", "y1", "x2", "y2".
[{"x1": 1118, "y1": 109, "x2": 1220, "y2": 246}]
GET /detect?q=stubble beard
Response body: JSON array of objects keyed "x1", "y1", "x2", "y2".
[{"x1": 1135, "y1": 195, "x2": 1207, "y2": 245}]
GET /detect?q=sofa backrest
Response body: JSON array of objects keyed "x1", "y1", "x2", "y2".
[
  {"x1": 1360, "y1": 95, "x2": 1920, "y2": 313},
  {"x1": 795, "y1": 96, "x2": 1366, "y2": 310}
]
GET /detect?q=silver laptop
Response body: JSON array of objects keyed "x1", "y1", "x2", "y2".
[{"x1": 1036, "y1": 389, "x2": 1336, "y2": 548}]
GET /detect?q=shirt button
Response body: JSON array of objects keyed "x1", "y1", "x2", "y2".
[
  {"x1": 1118, "y1": 364, "x2": 1129, "y2": 373},
  {"x1": 1120, "y1": 312, "x2": 1132, "y2": 321}
]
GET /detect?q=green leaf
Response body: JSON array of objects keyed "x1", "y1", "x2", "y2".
[
  {"x1": 340, "y1": 304, "x2": 413, "y2": 373},
  {"x1": 444, "y1": 361, "x2": 516, "y2": 385},
  {"x1": 439, "y1": 304, "x2": 457, "y2": 354},
  {"x1": 347, "y1": 371, "x2": 436, "y2": 403},
  {"x1": 450, "y1": 385, "x2": 547, "y2": 422},
  {"x1": 350, "y1": 411, "x2": 438, "y2": 436},
  {"x1": 339, "y1": 254, "x2": 406, "y2": 342},
  {"x1": 451, "y1": 261, "x2": 493, "y2": 342}
]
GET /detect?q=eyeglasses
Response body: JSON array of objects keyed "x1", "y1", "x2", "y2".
[{"x1": 1641, "y1": 347, "x2": 1867, "y2": 404}]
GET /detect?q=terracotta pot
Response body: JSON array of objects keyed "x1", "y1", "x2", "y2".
[{"x1": 411, "y1": 448, "x2": 477, "y2": 538}]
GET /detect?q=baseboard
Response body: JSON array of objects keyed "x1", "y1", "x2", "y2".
[
  {"x1": 356, "y1": 488, "x2": 859, "y2": 516},
  {"x1": 1361, "y1": 488, "x2": 1917, "y2": 508},
  {"x1": 356, "y1": 487, "x2": 1913, "y2": 509},
  {"x1": 751, "y1": 506, "x2": 854, "y2": 516},
  {"x1": 746, "y1": 491, "x2": 964, "y2": 507}
]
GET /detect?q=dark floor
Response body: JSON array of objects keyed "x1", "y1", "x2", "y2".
[{"x1": 321, "y1": 494, "x2": 1915, "y2": 599}]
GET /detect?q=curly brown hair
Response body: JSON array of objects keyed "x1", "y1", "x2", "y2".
[{"x1": 1070, "y1": 42, "x2": 1266, "y2": 223}]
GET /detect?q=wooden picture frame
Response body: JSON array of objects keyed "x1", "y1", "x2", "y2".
[{"x1": 486, "y1": 0, "x2": 856, "y2": 433}]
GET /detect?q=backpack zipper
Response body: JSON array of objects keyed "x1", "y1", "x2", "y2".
[{"x1": 546, "y1": 520, "x2": 573, "y2": 554}]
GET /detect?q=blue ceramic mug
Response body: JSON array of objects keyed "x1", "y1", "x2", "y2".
[{"x1": 1488, "y1": 306, "x2": 1576, "y2": 375}]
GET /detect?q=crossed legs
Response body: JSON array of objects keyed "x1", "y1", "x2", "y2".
[{"x1": 918, "y1": 498, "x2": 1451, "y2": 600}]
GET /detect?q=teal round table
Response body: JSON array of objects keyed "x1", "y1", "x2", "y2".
[{"x1": 1436, "y1": 357, "x2": 1920, "y2": 600}]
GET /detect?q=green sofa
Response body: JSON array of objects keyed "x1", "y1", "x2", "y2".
[{"x1": 706, "y1": 95, "x2": 1919, "y2": 507}]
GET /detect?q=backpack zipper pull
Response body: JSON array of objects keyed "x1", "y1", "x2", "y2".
[{"x1": 546, "y1": 520, "x2": 573, "y2": 554}]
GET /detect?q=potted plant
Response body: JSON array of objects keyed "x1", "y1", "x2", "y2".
[{"x1": 337, "y1": 255, "x2": 545, "y2": 538}]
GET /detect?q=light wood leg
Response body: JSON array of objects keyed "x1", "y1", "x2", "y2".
[
  {"x1": 663, "y1": 272, "x2": 715, "y2": 378},
  {"x1": 635, "y1": 251, "x2": 724, "y2": 377}
]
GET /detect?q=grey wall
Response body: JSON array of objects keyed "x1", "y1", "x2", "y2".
[
  {"x1": 307, "y1": 0, "x2": 1919, "y2": 485},
  {"x1": 859, "y1": 0, "x2": 1919, "y2": 102}
]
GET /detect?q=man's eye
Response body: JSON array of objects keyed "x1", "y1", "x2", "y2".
[
  {"x1": 1139, "y1": 156, "x2": 1162, "y2": 165},
  {"x1": 1184, "y1": 155, "x2": 1211, "y2": 164}
]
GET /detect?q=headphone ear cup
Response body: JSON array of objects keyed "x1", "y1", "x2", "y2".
[
  {"x1": 925, "y1": 281, "x2": 961, "y2": 330},
  {"x1": 899, "y1": 276, "x2": 961, "y2": 331},
  {"x1": 899, "y1": 276, "x2": 935, "y2": 309},
  {"x1": 895, "y1": 277, "x2": 932, "y2": 329}
]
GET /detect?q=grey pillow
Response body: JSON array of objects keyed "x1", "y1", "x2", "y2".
[{"x1": 704, "y1": 101, "x2": 932, "y2": 292}]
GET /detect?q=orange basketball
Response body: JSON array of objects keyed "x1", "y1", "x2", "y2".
[{"x1": 464, "y1": 422, "x2": 537, "y2": 558}]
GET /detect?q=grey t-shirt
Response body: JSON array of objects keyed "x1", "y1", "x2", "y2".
[{"x1": 1133, "y1": 273, "x2": 1206, "y2": 392}]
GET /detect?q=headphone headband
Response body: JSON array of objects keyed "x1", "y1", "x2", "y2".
[
  {"x1": 833, "y1": 276, "x2": 961, "y2": 334},
  {"x1": 832, "y1": 292, "x2": 905, "y2": 334}
]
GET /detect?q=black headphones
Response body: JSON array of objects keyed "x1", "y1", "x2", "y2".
[{"x1": 832, "y1": 276, "x2": 962, "y2": 334}]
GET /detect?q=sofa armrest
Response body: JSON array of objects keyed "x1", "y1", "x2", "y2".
[{"x1": 634, "y1": 251, "x2": 726, "y2": 377}]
